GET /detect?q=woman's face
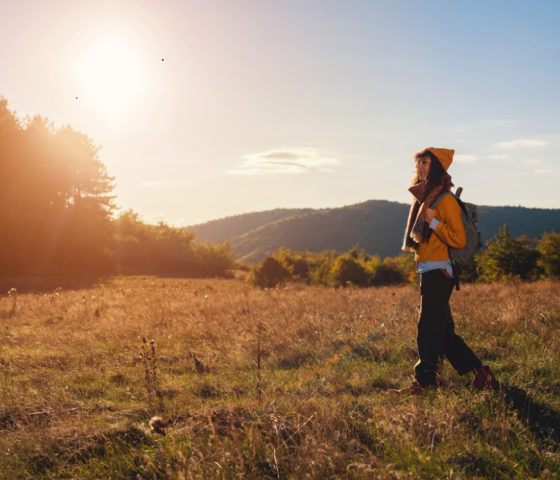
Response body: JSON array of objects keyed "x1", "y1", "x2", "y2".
[{"x1": 416, "y1": 156, "x2": 431, "y2": 182}]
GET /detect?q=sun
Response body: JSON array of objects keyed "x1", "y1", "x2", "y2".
[{"x1": 80, "y1": 36, "x2": 146, "y2": 119}]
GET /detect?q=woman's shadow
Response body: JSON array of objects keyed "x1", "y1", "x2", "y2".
[{"x1": 502, "y1": 383, "x2": 560, "y2": 442}]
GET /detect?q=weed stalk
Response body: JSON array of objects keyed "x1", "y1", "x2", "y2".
[{"x1": 257, "y1": 339, "x2": 262, "y2": 398}]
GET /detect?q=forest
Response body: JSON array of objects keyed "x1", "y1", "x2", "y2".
[{"x1": 0, "y1": 97, "x2": 234, "y2": 277}]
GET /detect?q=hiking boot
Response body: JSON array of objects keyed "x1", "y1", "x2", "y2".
[
  {"x1": 471, "y1": 365, "x2": 499, "y2": 391},
  {"x1": 388, "y1": 381, "x2": 429, "y2": 396}
]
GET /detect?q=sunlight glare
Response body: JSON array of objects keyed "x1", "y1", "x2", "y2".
[{"x1": 80, "y1": 37, "x2": 146, "y2": 120}]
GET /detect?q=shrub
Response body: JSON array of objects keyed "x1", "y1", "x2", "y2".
[
  {"x1": 537, "y1": 231, "x2": 560, "y2": 278},
  {"x1": 247, "y1": 256, "x2": 291, "y2": 288},
  {"x1": 195, "y1": 240, "x2": 236, "y2": 276},
  {"x1": 372, "y1": 257, "x2": 405, "y2": 286},
  {"x1": 329, "y1": 255, "x2": 370, "y2": 287},
  {"x1": 273, "y1": 248, "x2": 310, "y2": 280},
  {"x1": 458, "y1": 252, "x2": 481, "y2": 283},
  {"x1": 478, "y1": 225, "x2": 541, "y2": 281},
  {"x1": 309, "y1": 252, "x2": 338, "y2": 286},
  {"x1": 364, "y1": 255, "x2": 382, "y2": 278}
]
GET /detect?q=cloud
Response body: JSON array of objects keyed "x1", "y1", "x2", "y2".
[
  {"x1": 526, "y1": 159, "x2": 545, "y2": 165},
  {"x1": 488, "y1": 154, "x2": 508, "y2": 160},
  {"x1": 230, "y1": 148, "x2": 340, "y2": 175},
  {"x1": 494, "y1": 139, "x2": 549, "y2": 148},
  {"x1": 454, "y1": 155, "x2": 478, "y2": 163},
  {"x1": 535, "y1": 168, "x2": 555, "y2": 174}
]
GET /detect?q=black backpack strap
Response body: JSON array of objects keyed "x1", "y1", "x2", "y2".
[{"x1": 451, "y1": 259, "x2": 460, "y2": 291}]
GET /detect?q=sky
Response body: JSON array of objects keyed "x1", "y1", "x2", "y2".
[{"x1": 1, "y1": 0, "x2": 559, "y2": 226}]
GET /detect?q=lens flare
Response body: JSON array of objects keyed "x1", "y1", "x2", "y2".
[{"x1": 80, "y1": 36, "x2": 146, "y2": 120}]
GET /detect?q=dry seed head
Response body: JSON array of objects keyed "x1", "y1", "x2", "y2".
[{"x1": 149, "y1": 416, "x2": 167, "y2": 435}]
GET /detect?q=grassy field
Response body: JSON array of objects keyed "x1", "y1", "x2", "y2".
[{"x1": 0, "y1": 276, "x2": 559, "y2": 479}]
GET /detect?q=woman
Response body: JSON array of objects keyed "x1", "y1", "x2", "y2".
[{"x1": 389, "y1": 147, "x2": 498, "y2": 395}]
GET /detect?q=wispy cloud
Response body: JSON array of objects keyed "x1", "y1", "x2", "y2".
[
  {"x1": 494, "y1": 139, "x2": 549, "y2": 148},
  {"x1": 455, "y1": 154, "x2": 478, "y2": 163},
  {"x1": 487, "y1": 154, "x2": 508, "y2": 160},
  {"x1": 526, "y1": 159, "x2": 545, "y2": 165},
  {"x1": 535, "y1": 169, "x2": 555, "y2": 174},
  {"x1": 230, "y1": 148, "x2": 339, "y2": 175}
]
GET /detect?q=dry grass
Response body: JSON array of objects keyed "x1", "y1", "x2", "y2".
[{"x1": 0, "y1": 276, "x2": 559, "y2": 479}]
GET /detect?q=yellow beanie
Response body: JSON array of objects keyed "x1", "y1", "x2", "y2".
[{"x1": 427, "y1": 147, "x2": 454, "y2": 171}]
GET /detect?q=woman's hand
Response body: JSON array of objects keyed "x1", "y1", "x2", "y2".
[{"x1": 425, "y1": 208, "x2": 436, "y2": 223}]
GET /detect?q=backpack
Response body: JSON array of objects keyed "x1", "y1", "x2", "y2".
[{"x1": 430, "y1": 191, "x2": 483, "y2": 266}]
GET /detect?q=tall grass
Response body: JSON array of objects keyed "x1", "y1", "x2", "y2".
[{"x1": 0, "y1": 276, "x2": 558, "y2": 478}]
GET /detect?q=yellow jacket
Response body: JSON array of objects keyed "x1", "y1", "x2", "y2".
[{"x1": 414, "y1": 195, "x2": 466, "y2": 262}]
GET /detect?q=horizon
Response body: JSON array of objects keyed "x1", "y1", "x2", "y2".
[{"x1": 2, "y1": 0, "x2": 559, "y2": 226}]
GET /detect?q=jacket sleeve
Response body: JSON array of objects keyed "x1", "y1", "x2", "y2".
[{"x1": 433, "y1": 195, "x2": 467, "y2": 249}]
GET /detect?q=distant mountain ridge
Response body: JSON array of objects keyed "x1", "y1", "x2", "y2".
[
  {"x1": 189, "y1": 200, "x2": 560, "y2": 263},
  {"x1": 186, "y1": 208, "x2": 317, "y2": 243}
]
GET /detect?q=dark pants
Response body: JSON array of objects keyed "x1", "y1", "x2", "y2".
[{"x1": 414, "y1": 270, "x2": 481, "y2": 386}]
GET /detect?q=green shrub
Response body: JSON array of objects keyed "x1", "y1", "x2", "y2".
[
  {"x1": 309, "y1": 252, "x2": 338, "y2": 286},
  {"x1": 113, "y1": 210, "x2": 234, "y2": 276},
  {"x1": 537, "y1": 231, "x2": 560, "y2": 278},
  {"x1": 329, "y1": 255, "x2": 370, "y2": 287},
  {"x1": 247, "y1": 256, "x2": 291, "y2": 288},
  {"x1": 478, "y1": 226, "x2": 541, "y2": 281},
  {"x1": 195, "y1": 240, "x2": 236, "y2": 276},
  {"x1": 364, "y1": 255, "x2": 382, "y2": 277},
  {"x1": 372, "y1": 257, "x2": 405, "y2": 286},
  {"x1": 459, "y1": 252, "x2": 481, "y2": 283},
  {"x1": 273, "y1": 248, "x2": 310, "y2": 280}
]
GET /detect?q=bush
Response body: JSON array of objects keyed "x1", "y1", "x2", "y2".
[
  {"x1": 478, "y1": 225, "x2": 541, "y2": 281},
  {"x1": 537, "y1": 231, "x2": 560, "y2": 278},
  {"x1": 309, "y1": 252, "x2": 338, "y2": 286},
  {"x1": 329, "y1": 255, "x2": 370, "y2": 287},
  {"x1": 273, "y1": 248, "x2": 310, "y2": 280},
  {"x1": 195, "y1": 240, "x2": 236, "y2": 276},
  {"x1": 247, "y1": 256, "x2": 291, "y2": 288},
  {"x1": 458, "y1": 252, "x2": 481, "y2": 283},
  {"x1": 113, "y1": 210, "x2": 234, "y2": 276},
  {"x1": 372, "y1": 257, "x2": 405, "y2": 286}
]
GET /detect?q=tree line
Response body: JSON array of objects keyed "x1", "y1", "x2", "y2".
[
  {"x1": 0, "y1": 97, "x2": 234, "y2": 277},
  {"x1": 247, "y1": 226, "x2": 560, "y2": 288}
]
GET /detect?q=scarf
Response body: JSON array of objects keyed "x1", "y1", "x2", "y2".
[{"x1": 402, "y1": 174, "x2": 453, "y2": 251}]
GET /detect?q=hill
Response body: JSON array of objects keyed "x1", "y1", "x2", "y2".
[
  {"x1": 190, "y1": 199, "x2": 560, "y2": 263},
  {"x1": 187, "y1": 208, "x2": 317, "y2": 242},
  {"x1": 231, "y1": 200, "x2": 409, "y2": 262}
]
